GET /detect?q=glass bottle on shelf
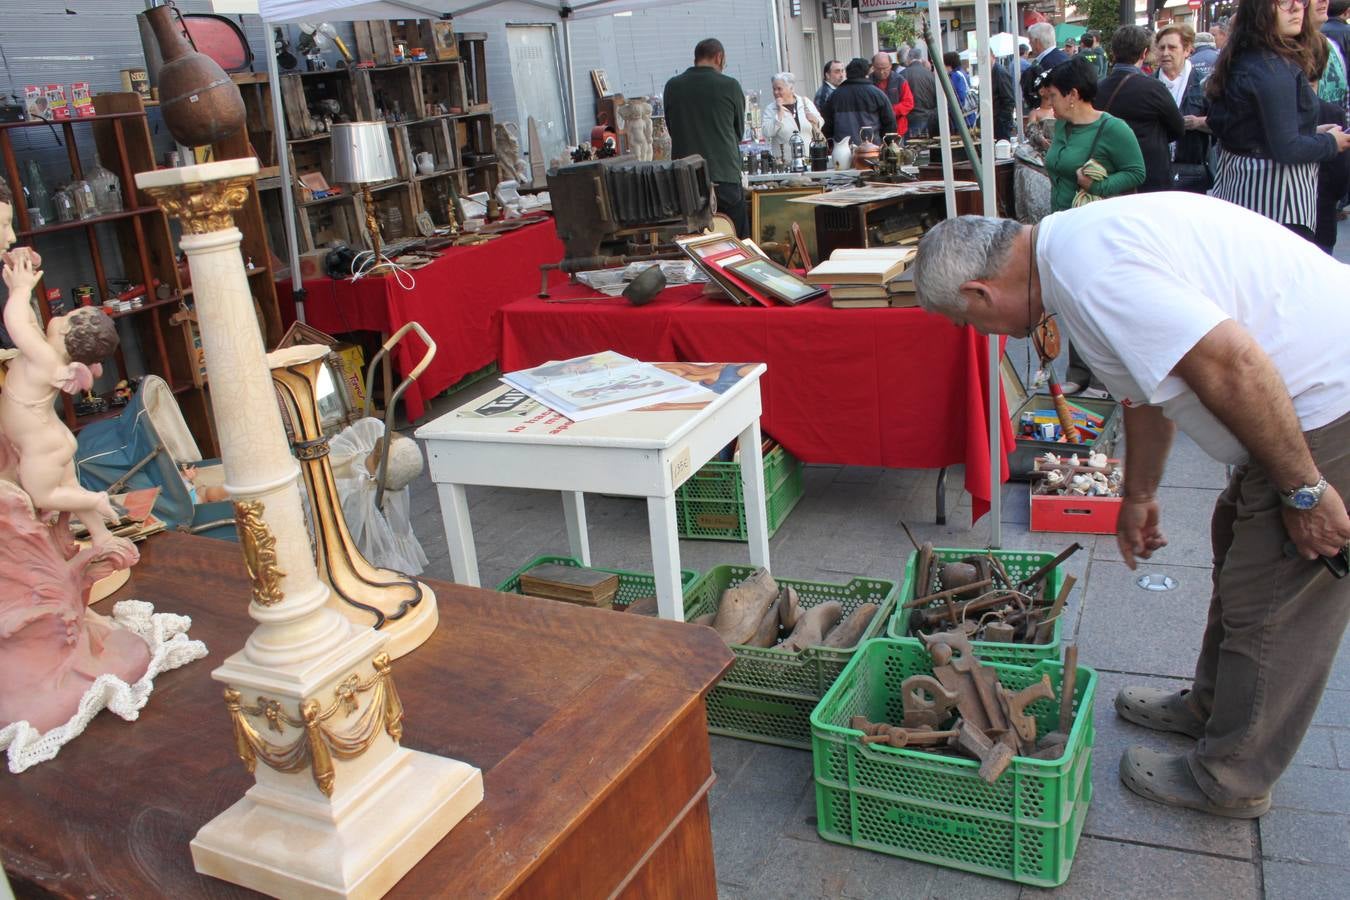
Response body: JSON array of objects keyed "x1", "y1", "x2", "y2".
[
  {"x1": 23, "y1": 160, "x2": 55, "y2": 223},
  {"x1": 53, "y1": 186, "x2": 77, "y2": 223},
  {"x1": 69, "y1": 180, "x2": 99, "y2": 220},
  {"x1": 85, "y1": 155, "x2": 123, "y2": 214}
]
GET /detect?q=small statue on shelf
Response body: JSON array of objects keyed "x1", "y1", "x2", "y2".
[{"x1": 618, "y1": 97, "x2": 654, "y2": 161}]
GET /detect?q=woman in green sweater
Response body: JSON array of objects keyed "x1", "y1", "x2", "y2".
[{"x1": 1041, "y1": 58, "x2": 1146, "y2": 212}]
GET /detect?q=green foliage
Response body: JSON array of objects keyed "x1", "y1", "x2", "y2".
[
  {"x1": 1083, "y1": 0, "x2": 1123, "y2": 41},
  {"x1": 878, "y1": 14, "x2": 920, "y2": 52}
]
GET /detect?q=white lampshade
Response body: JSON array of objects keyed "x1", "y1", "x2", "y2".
[{"x1": 331, "y1": 122, "x2": 397, "y2": 184}]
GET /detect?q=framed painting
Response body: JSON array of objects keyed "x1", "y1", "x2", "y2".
[
  {"x1": 725, "y1": 256, "x2": 826, "y2": 305},
  {"x1": 750, "y1": 186, "x2": 823, "y2": 267}
]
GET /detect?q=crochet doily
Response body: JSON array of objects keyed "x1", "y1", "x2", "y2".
[{"x1": 0, "y1": 599, "x2": 208, "y2": 773}]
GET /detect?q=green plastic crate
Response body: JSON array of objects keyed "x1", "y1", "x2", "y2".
[
  {"x1": 496, "y1": 555, "x2": 701, "y2": 615},
  {"x1": 686, "y1": 565, "x2": 898, "y2": 748},
  {"x1": 887, "y1": 548, "x2": 1065, "y2": 665},
  {"x1": 811, "y1": 638, "x2": 1096, "y2": 888},
  {"x1": 676, "y1": 443, "x2": 804, "y2": 541}
]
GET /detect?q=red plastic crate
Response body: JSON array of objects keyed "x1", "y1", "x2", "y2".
[{"x1": 1030, "y1": 493, "x2": 1122, "y2": 534}]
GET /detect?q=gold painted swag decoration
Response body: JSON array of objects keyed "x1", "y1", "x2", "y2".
[{"x1": 223, "y1": 652, "x2": 406, "y2": 796}]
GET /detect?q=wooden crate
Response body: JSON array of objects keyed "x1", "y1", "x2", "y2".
[
  {"x1": 282, "y1": 70, "x2": 358, "y2": 139},
  {"x1": 418, "y1": 61, "x2": 469, "y2": 116},
  {"x1": 459, "y1": 33, "x2": 490, "y2": 108},
  {"x1": 389, "y1": 18, "x2": 437, "y2": 59},
  {"x1": 415, "y1": 172, "x2": 459, "y2": 227},
  {"x1": 369, "y1": 182, "x2": 416, "y2": 242},
  {"x1": 353, "y1": 20, "x2": 395, "y2": 66},
  {"x1": 288, "y1": 136, "x2": 340, "y2": 200},
  {"x1": 296, "y1": 195, "x2": 363, "y2": 253},
  {"x1": 355, "y1": 65, "x2": 423, "y2": 123},
  {"x1": 401, "y1": 119, "x2": 455, "y2": 177}
]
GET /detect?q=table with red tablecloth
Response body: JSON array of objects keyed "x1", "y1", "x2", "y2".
[
  {"x1": 288, "y1": 217, "x2": 565, "y2": 421},
  {"x1": 498, "y1": 283, "x2": 1015, "y2": 522}
]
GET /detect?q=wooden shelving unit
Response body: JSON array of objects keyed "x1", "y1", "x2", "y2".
[
  {"x1": 0, "y1": 93, "x2": 217, "y2": 452},
  {"x1": 273, "y1": 23, "x2": 502, "y2": 254}
]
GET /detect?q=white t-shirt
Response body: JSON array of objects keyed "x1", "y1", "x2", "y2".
[{"x1": 1036, "y1": 192, "x2": 1350, "y2": 464}]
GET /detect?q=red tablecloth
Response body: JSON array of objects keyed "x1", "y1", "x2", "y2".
[
  {"x1": 290, "y1": 217, "x2": 565, "y2": 420},
  {"x1": 498, "y1": 284, "x2": 1015, "y2": 522}
]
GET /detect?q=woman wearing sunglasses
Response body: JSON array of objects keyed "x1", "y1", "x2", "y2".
[{"x1": 1206, "y1": 0, "x2": 1350, "y2": 240}]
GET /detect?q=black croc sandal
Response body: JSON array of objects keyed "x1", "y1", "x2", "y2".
[
  {"x1": 1119, "y1": 747, "x2": 1270, "y2": 818},
  {"x1": 1114, "y1": 686, "x2": 1205, "y2": 739}
]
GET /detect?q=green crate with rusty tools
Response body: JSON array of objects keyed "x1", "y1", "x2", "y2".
[
  {"x1": 811, "y1": 638, "x2": 1097, "y2": 887},
  {"x1": 887, "y1": 547, "x2": 1068, "y2": 666}
]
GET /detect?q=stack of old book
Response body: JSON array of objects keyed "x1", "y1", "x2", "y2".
[
  {"x1": 519, "y1": 563, "x2": 621, "y2": 609},
  {"x1": 806, "y1": 247, "x2": 919, "y2": 309}
]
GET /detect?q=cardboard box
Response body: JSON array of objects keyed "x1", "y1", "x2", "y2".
[
  {"x1": 45, "y1": 84, "x2": 70, "y2": 120},
  {"x1": 333, "y1": 342, "x2": 368, "y2": 411},
  {"x1": 70, "y1": 82, "x2": 94, "y2": 118},
  {"x1": 297, "y1": 248, "x2": 332, "y2": 281}
]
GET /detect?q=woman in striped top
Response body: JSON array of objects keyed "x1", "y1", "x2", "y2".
[{"x1": 1205, "y1": 0, "x2": 1350, "y2": 239}]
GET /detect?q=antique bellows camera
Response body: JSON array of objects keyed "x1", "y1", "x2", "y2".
[{"x1": 546, "y1": 155, "x2": 713, "y2": 266}]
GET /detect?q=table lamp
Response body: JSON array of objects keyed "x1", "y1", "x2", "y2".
[{"x1": 332, "y1": 122, "x2": 398, "y2": 269}]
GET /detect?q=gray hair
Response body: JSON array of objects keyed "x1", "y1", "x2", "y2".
[
  {"x1": 1027, "y1": 22, "x2": 1056, "y2": 50},
  {"x1": 771, "y1": 71, "x2": 796, "y2": 89},
  {"x1": 1194, "y1": 32, "x2": 1216, "y2": 47},
  {"x1": 1212, "y1": 17, "x2": 1230, "y2": 33},
  {"x1": 907, "y1": 45, "x2": 928, "y2": 63},
  {"x1": 913, "y1": 216, "x2": 1023, "y2": 317}
]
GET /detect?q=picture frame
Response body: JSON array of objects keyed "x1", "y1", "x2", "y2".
[
  {"x1": 430, "y1": 21, "x2": 459, "y2": 60},
  {"x1": 725, "y1": 256, "x2": 826, "y2": 306},
  {"x1": 750, "y1": 186, "x2": 824, "y2": 267},
  {"x1": 591, "y1": 69, "x2": 613, "y2": 98}
]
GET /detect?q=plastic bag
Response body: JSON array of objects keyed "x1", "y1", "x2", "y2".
[{"x1": 328, "y1": 417, "x2": 428, "y2": 575}]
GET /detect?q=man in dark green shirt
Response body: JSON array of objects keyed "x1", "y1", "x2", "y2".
[{"x1": 664, "y1": 38, "x2": 748, "y2": 236}]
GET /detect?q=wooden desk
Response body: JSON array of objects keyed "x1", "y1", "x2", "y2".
[{"x1": 0, "y1": 533, "x2": 733, "y2": 899}]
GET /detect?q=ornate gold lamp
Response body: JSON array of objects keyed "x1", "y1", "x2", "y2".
[
  {"x1": 332, "y1": 122, "x2": 398, "y2": 270},
  {"x1": 136, "y1": 158, "x2": 480, "y2": 899},
  {"x1": 268, "y1": 344, "x2": 437, "y2": 658}
]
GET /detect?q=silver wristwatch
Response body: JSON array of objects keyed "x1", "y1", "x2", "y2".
[{"x1": 1280, "y1": 475, "x2": 1329, "y2": 511}]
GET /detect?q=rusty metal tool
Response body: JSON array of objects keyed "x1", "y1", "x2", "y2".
[
  {"x1": 900, "y1": 674, "x2": 960, "y2": 728},
  {"x1": 1015, "y1": 543, "x2": 1082, "y2": 594},
  {"x1": 956, "y1": 720, "x2": 1015, "y2": 783}
]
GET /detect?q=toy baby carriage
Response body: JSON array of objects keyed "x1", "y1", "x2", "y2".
[{"x1": 75, "y1": 375, "x2": 236, "y2": 539}]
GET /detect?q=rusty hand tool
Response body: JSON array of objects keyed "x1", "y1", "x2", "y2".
[
  {"x1": 900, "y1": 674, "x2": 960, "y2": 728},
  {"x1": 1058, "y1": 645, "x2": 1079, "y2": 736},
  {"x1": 903, "y1": 578, "x2": 995, "y2": 611},
  {"x1": 1015, "y1": 543, "x2": 1082, "y2": 595},
  {"x1": 998, "y1": 674, "x2": 1055, "y2": 752},
  {"x1": 861, "y1": 726, "x2": 961, "y2": 748},
  {"x1": 956, "y1": 720, "x2": 1015, "y2": 783}
]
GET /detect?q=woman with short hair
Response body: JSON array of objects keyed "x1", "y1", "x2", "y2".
[
  {"x1": 1154, "y1": 23, "x2": 1214, "y2": 192},
  {"x1": 761, "y1": 72, "x2": 824, "y2": 165}
]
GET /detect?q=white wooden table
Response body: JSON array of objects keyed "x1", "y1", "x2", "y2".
[{"x1": 415, "y1": 364, "x2": 770, "y2": 621}]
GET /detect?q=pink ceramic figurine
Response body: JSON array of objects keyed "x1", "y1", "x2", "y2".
[{"x1": 0, "y1": 182, "x2": 149, "y2": 734}]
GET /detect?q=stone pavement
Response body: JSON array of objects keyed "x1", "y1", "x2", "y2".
[
  {"x1": 397, "y1": 220, "x2": 1350, "y2": 898},
  {"x1": 403, "y1": 387, "x2": 1348, "y2": 899}
]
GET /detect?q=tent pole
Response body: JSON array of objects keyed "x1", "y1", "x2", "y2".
[
  {"x1": 266, "y1": 21, "x2": 306, "y2": 324},
  {"x1": 925, "y1": 1, "x2": 957, "y2": 219},
  {"x1": 976, "y1": 0, "x2": 1001, "y2": 547},
  {"x1": 562, "y1": 13, "x2": 580, "y2": 146}
]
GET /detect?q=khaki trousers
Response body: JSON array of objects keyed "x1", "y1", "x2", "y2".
[{"x1": 1187, "y1": 410, "x2": 1350, "y2": 804}]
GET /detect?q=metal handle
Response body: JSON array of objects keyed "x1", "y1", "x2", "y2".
[{"x1": 362, "y1": 322, "x2": 436, "y2": 510}]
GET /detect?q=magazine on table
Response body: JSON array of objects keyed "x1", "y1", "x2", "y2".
[{"x1": 502, "y1": 352, "x2": 713, "y2": 420}]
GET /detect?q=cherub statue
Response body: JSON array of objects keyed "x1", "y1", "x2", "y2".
[
  {"x1": 0, "y1": 181, "x2": 149, "y2": 736},
  {"x1": 619, "y1": 97, "x2": 654, "y2": 161},
  {"x1": 1, "y1": 248, "x2": 123, "y2": 546}
]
